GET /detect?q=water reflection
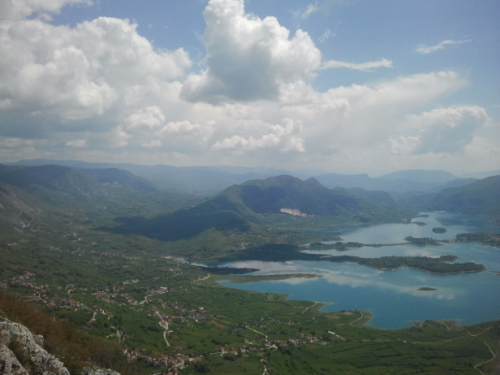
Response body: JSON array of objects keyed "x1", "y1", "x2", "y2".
[{"x1": 218, "y1": 212, "x2": 500, "y2": 328}]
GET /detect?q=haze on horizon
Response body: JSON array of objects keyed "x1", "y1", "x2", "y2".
[{"x1": 0, "y1": 0, "x2": 499, "y2": 176}]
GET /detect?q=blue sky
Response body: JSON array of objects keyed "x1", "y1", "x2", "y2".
[{"x1": 0, "y1": 0, "x2": 498, "y2": 175}]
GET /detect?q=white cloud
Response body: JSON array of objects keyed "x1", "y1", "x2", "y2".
[
  {"x1": 115, "y1": 106, "x2": 211, "y2": 151},
  {"x1": 416, "y1": 39, "x2": 471, "y2": 54},
  {"x1": 298, "y1": 3, "x2": 320, "y2": 20},
  {"x1": 124, "y1": 106, "x2": 165, "y2": 132},
  {"x1": 0, "y1": 0, "x2": 491, "y2": 174},
  {"x1": 463, "y1": 136, "x2": 500, "y2": 171},
  {"x1": 110, "y1": 127, "x2": 131, "y2": 148},
  {"x1": 0, "y1": 0, "x2": 92, "y2": 21},
  {"x1": 319, "y1": 58, "x2": 393, "y2": 71},
  {"x1": 389, "y1": 136, "x2": 418, "y2": 155},
  {"x1": 408, "y1": 106, "x2": 490, "y2": 154},
  {"x1": 212, "y1": 118, "x2": 305, "y2": 153},
  {"x1": 66, "y1": 139, "x2": 87, "y2": 148},
  {"x1": 0, "y1": 136, "x2": 47, "y2": 162},
  {"x1": 0, "y1": 16, "x2": 191, "y2": 121},
  {"x1": 156, "y1": 120, "x2": 208, "y2": 137},
  {"x1": 293, "y1": 1, "x2": 342, "y2": 22},
  {"x1": 141, "y1": 140, "x2": 162, "y2": 148},
  {"x1": 181, "y1": 0, "x2": 321, "y2": 103},
  {"x1": 289, "y1": 71, "x2": 466, "y2": 148},
  {"x1": 318, "y1": 29, "x2": 335, "y2": 43}
]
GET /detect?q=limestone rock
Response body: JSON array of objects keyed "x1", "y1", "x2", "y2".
[
  {"x1": 0, "y1": 344, "x2": 29, "y2": 375},
  {"x1": 0, "y1": 319, "x2": 122, "y2": 375},
  {"x1": 0, "y1": 320, "x2": 69, "y2": 375}
]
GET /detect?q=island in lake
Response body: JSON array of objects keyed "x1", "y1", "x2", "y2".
[
  {"x1": 412, "y1": 221, "x2": 427, "y2": 226},
  {"x1": 432, "y1": 227, "x2": 447, "y2": 233},
  {"x1": 309, "y1": 241, "x2": 364, "y2": 251},
  {"x1": 219, "y1": 244, "x2": 485, "y2": 275},
  {"x1": 326, "y1": 255, "x2": 485, "y2": 274},
  {"x1": 456, "y1": 232, "x2": 500, "y2": 248},
  {"x1": 405, "y1": 236, "x2": 441, "y2": 246}
]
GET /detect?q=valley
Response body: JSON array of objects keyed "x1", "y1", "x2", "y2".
[{"x1": 1, "y1": 162, "x2": 499, "y2": 374}]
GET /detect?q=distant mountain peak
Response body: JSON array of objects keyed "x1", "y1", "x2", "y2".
[
  {"x1": 304, "y1": 177, "x2": 322, "y2": 186},
  {"x1": 378, "y1": 169, "x2": 456, "y2": 184}
]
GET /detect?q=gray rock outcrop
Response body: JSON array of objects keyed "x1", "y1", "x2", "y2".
[
  {"x1": 0, "y1": 319, "x2": 122, "y2": 375},
  {"x1": 0, "y1": 319, "x2": 69, "y2": 375},
  {"x1": 0, "y1": 344, "x2": 29, "y2": 375}
]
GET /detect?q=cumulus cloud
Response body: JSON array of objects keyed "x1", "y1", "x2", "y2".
[
  {"x1": 0, "y1": 0, "x2": 490, "y2": 173},
  {"x1": 294, "y1": 71, "x2": 466, "y2": 148},
  {"x1": 416, "y1": 39, "x2": 471, "y2": 54},
  {"x1": 409, "y1": 106, "x2": 490, "y2": 154},
  {"x1": 124, "y1": 106, "x2": 165, "y2": 132},
  {"x1": 212, "y1": 118, "x2": 305, "y2": 153},
  {"x1": 319, "y1": 58, "x2": 393, "y2": 71},
  {"x1": 114, "y1": 105, "x2": 212, "y2": 151},
  {"x1": 156, "y1": 120, "x2": 208, "y2": 137},
  {"x1": 110, "y1": 127, "x2": 131, "y2": 148},
  {"x1": 0, "y1": 0, "x2": 92, "y2": 21},
  {"x1": 181, "y1": 0, "x2": 321, "y2": 103},
  {"x1": 0, "y1": 16, "x2": 191, "y2": 121},
  {"x1": 389, "y1": 105, "x2": 490, "y2": 156}
]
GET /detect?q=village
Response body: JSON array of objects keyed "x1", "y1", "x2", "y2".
[{"x1": 1, "y1": 263, "x2": 342, "y2": 374}]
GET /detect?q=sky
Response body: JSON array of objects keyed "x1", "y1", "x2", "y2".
[{"x1": 0, "y1": 0, "x2": 499, "y2": 176}]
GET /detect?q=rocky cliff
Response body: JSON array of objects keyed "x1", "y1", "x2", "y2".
[{"x1": 0, "y1": 319, "x2": 119, "y2": 375}]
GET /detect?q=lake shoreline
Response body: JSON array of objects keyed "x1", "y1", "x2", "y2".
[{"x1": 212, "y1": 212, "x2": 500, "y2": 329}]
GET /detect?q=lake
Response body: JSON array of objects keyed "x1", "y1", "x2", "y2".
[{"x1": 217, "y1": 212, "x2": 500, "y2": 329}]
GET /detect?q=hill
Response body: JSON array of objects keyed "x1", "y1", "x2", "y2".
[
  {"x1": 0, "y1": 164, "x2": 158, "y2": 208},
  {"x1": 81, "y1": 168, "x2": 157, "y2": 192},
  {"x1": 230, "y1": 175, "x2": 393, "y2": 216},
  {"x1": 428, "y1": 178, "x2": 478, "y2": 193},
  {"x1": 0, "y1": 164, "x2": 202, "y2": 234},
  {"x1": 427, "y1": 175, "x2": 500, "y2": 221},
  {"x1": 104, "y1": 175, "x2": 411, "y2": 243},
  {"x1": 20, "y1": 160, "x2": 489, "y2": 197},
  {"x1": 0, "y1": 181, "x2": 45, "y2": 231},
  {"x1": 13, "y1": 159, "x2": 293, "y2": 195}
]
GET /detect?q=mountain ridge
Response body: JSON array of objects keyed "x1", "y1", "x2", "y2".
[
  {"x1": 427, "y1": 175, "x2": 500, "y2": 221},
  {"x1": 14, "y1": 159, "x2": 500, "y2": 195},
  {"x1": 103, "y1": 174, "x2": 411, "y2": 242},
  {"x1": 0, "y1": 164, "x2": 158, "y2": 207}
]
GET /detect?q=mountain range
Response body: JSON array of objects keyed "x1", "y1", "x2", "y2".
[
  {"x1": 104, "y1": 175, "x2": 412, "y2": 242},
  {"x1": 428, "y1": 175, "x2": 500, "y2": 220},
  {"x1": 13, "y1": 159, "x2": 500, "y2": 195},
  {"x1": 1, "y1": 161, "x2": 499, "y2": 240},
  {"x1": 0, "y1": 164, "x2": 157, "y2": 208}
]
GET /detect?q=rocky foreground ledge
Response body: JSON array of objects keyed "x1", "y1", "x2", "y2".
[{"x1": 0, "y1": 319, "x2": 120, "y2": 375}]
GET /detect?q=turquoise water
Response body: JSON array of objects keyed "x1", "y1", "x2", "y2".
[{"x1": 217, "y1": 212, "x2": 500, "y2": 329}]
